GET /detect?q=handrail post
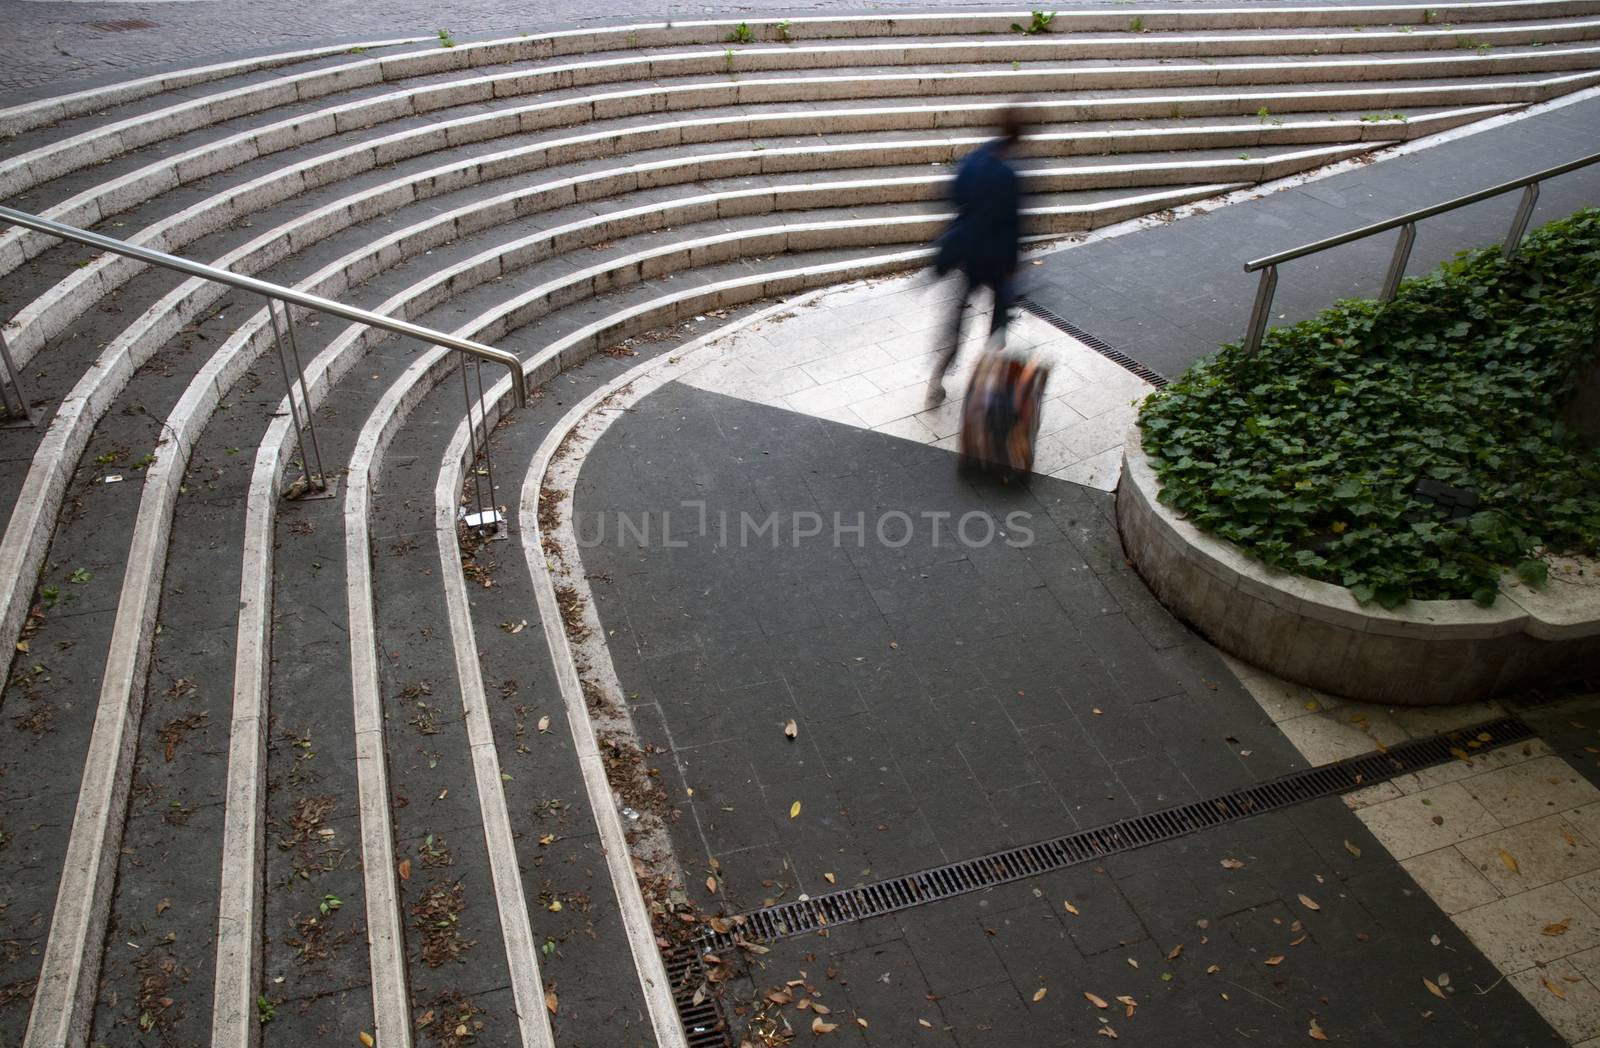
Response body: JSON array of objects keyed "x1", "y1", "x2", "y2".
[
  {"x1": 0, "y1": 327, "x2": 33, "y2": 425},
  {"x1": 1381, "y1": 221, "x2": 1416, "y2": 303},
  {"x1": 1503, "y1": 183, "x2": 1540, "y2": 259},
  {"x1": 1244, "y1": 264, "x2": 1277, "y2": 355},
  {"x1": 459, "y1": 352, "x2": 505, "y2": 536},
  {"x1": 266, "y1": 298, "x2": 323, "y2": 497}
]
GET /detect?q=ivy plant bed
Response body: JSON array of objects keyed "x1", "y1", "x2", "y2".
[{"x1": 1138, "y1": 208, "x2": 1600, "y2": 608}]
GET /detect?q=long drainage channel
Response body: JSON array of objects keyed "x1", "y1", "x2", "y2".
[
  {"x1": 664, "y1": 714, "x2": 1536, "y2": 1047},
  {"x1": 1015, "y1": 295, "x2": 1170, "y2": 389}
]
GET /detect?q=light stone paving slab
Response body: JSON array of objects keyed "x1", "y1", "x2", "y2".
[
  {"x1": 1276, "y1": 706, "x2": 1410, "y2": 765},
  {"x1": 1401, "y1": 847, "x2": 1504, "y2": 915},
  {"x1": 1455, "y1": 815, "x2": 1600, "y2": 895},
  {"x1": 1454, "y1": 881, "x2": 1600, "y2": 973},
  {"x1": 677, "y1": 270, "x2": 1157, "y2": 491},
  {"x1": 1463, "y1": 757, "x2": 1600, "y2": 827},
  {"x1": 1506, "y1": 962, "x2": 1600, "y2": 1043},
  {"x1": 1355, "y1": 782, "x2": 1504, "y2": 861}
]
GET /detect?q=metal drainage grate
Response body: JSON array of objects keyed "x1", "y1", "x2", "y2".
[
  {"x1": 1016, "y1": 296, "x2": 1170, "y2": 388},
  {"x1": 691, "y1": 715, "x2": 1531, "y2": 955},
  {"x1": 664, "y1": 941, "x2": 734, "y2": 1048}
]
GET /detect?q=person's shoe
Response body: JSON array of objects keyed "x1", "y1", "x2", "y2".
[{"x1": 924, "y1": 379, "x2": 946, "y2": 408}]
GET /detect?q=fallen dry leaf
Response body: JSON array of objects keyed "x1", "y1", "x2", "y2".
[
  {"x1": 537, "y1": 715, "x2": 550, "y2": 733},
  {"x1": 1344, "y1": 840, "x2": 1362, "y2": 859},
  {"x1": 538, "y1": 833, "x2": 555, "y2": 846},
  {"x1": 360, "y1": 1034, "x2": 375, "y2": 1048},
  {"x1": 1096, "y1": 1028, "x2": 1118, "y2": 1040},
  {"x1": 1498, "y1": 849, "x2": 1520, "y2": 875},
  {"x1": 545, "y1": 988, "x2": 558, "y2": 1015},
  {"x1": 1033, "y1": 988, "x2": 1047, "y2": 1002},
  {"x1": 1084, "y1": 992, "x2": 1109, "y2": 1009},
  {"x1": 1309, "y1": 1018, "x2": 1330, "y2": 1041},
  {"x1": 1168, "y1": 944, "x2": 1184, "y2": 960},
  {"x1": 1064, "y1": 901, "x2": 1080, "y2": 916},
  {"x1": 1290, "y1": 935, "x2": 1309, "y2": 947},
  {"x1": 1126, "y1": 958, "x2": 1139, "y2": 969},
  {"x1": 1543, "y1": 919, "x2": 1572, "y2": 937},
  {"x1": 1424, "y1": 978, "x2": 1446, "y2": 999},
  {"x1": 918, "y1": 1019, "x2": 933, "y2": 1028},
  {"x1": 1298, "y1": 894, "x2": 1321, "y2": 912},
  {"x1": 857, "y1": 1017, "x2": 868, "y2": 1028},
  {"x1": 1116, "y1": 995, "x2": 1137, "y2": 1018},
  {"x1": 824, "y1": 872, "x2": 836, "y2": 885},
  {"x1": 1563, "y1": 828, "x2": 1579, "y2": 847},
  {"x1": 706, "y1": 875, "x2": 718, "y2": 895},
  {"x1": 1265, "y1": 956, "x2": 1285, "y2": 967},
  {"x1": 813, "y1": 1004, "x2": 832, "y2": 1016},
  {"x1": 1092, "y1": 708, "x2": 1104, "y2": 716},
  {"x1": 785, "y1": 719, "x2": 798, "y2": 739},
  {"x1": 1543, "y1": 977, "x2": 1568, "y2": 1001},
  {"x1": 767, "y1": 991, "x2": 793, "y2": 1006},
  {"x1": 812, "y1": 1016, "x2": 838, "y2": 1034},
  {"x1": 1206, "y1": 965, "x2": 1221, "y2": 975},
  {"x1": 156, "y1": 898, "x2": 171, "y2": 915},
  {"x1": 398, "y1": 858, "x2": 412, "y2": 882},
  {"x1": 1449, "y1": 746, "x2": 1472, "y2": 764},
  {"x1": 790, "y1": 801, "x2": 802, "y2": 819},
  {"x1": 1221, "y1": 858, "x2": 1246, "y2": 870}
]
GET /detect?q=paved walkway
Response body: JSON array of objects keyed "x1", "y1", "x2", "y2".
[
  {"x1": 1024, "y1": 89, "x2": 1600, "y2": 380},
  {"x1": 550, "y1": 96, "x2": 1600, "y2": 1046}
]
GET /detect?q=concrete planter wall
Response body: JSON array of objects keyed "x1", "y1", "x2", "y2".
[{"x1": 1116, "y1": 427, "x2": 1600, "y2": 705}]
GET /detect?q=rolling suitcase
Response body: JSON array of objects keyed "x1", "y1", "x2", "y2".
[{"x1": 958, "y1": 338, "x2": 1048, "y2": 477}]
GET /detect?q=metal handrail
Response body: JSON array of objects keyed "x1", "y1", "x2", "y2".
[
  {"x1": 1240, "y1": 150, "x2": 1600, "y2": 354},
  {"x1": 0, "y1": 205, "x2": 525, "y2": 509}
]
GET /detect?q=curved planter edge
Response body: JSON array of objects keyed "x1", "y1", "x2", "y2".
[{"x1": 1115, "y1": 427, "x2": 1600, "y2": 706}]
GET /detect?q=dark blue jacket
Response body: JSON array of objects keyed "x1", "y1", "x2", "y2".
[{"x1": 935, "y1": 140, "x2": 1021, "y2": 281}]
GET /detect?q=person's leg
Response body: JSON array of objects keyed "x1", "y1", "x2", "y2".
[
  {"x1": 987, "y1": 272, "x2": 1015, "y2": 339},
  {"x1": 927, "y1": 271, "x2": 974, "y2": 404}
]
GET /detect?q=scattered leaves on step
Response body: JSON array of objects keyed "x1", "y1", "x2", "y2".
[
  {"x1": 544, "y1": 988, "x2": 558, "y2": 1015},
  {"x1": 1449, "y1": 747, "x2": 1472, "y2": 764},
  {"x1": 1168, "y1": 944, "x2": 1184, "y2": 960},
  {"x1": 1498, "y1": 849, "x2": 1520, "y2": 874},
  {"x1": 1344, "y1": 840, "x2": 1361, "y2": 859},
  {"x1": 1543, "y1": 919, "x2": 1572, "y2": 937},
  {"x1": 1265, "y1": 955, "x2": 1285, "y2": 967},
  {"x1": 1115, "y1": 995, "x2": 1137, "y2": 1018},
  {"x1": 1309, "y1": 1018, "x2": 1330, "y2": 1041},
  {"x1": 785, "y1": 719, "x2": 798, "y2": 739},
  {"x1": 1033, "y1": 988, "x2": 1048, "y2": 1002},
  {"x1": 1064, "y1": 901, "x2": 1080, "y2": 916},
  {"x1": 790, "y1": 801, "x2": 802, "y2": 819},
  {"x1": 1084, "y1": 992, "x2": 1109, "y2": 1009},
  {"x1": 1298, "y1": 894, "x2": 1321, "y2": 912},
  {"x1": 1220, "y1": 859, "x2": 1245, "y2": 870},
  {"x1": 1424, "y1": 978, "x2": 1446, "y2": 999}
]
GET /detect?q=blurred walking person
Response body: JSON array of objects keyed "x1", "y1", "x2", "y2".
[{"x1": 926, "y1": 109, "x2": 1024, "y2": 407}]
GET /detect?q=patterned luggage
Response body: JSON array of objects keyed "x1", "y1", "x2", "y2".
[{"x1": 958, "y1": 340, "x2": 1048, "y2": 476}]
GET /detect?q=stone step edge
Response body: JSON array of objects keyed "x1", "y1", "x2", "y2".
[
  {"x1": 7, "y1": 51, "x2": 1571, "y2": 297},
  {"x1": 7, "y1": 107, "x2": 1426, "y2": 366},
  {"x1": 2, "y1": 19, "x2": 1592, "y2": 205},
  {"x1": 0, "y1": 36, "x2": 433, "y2": 139}
]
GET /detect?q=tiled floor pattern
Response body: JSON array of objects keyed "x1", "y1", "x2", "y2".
[
  {"x1": 1227, "y1": 653, "x2": 1600, "y2": 1046},
  {"x1": 676, "y1": 269, "x2": 1156, "y2": 492}
]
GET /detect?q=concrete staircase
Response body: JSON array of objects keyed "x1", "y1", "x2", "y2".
[{"x1": 0, "y1": 6, "x2": 1595, "y2": 1047}]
